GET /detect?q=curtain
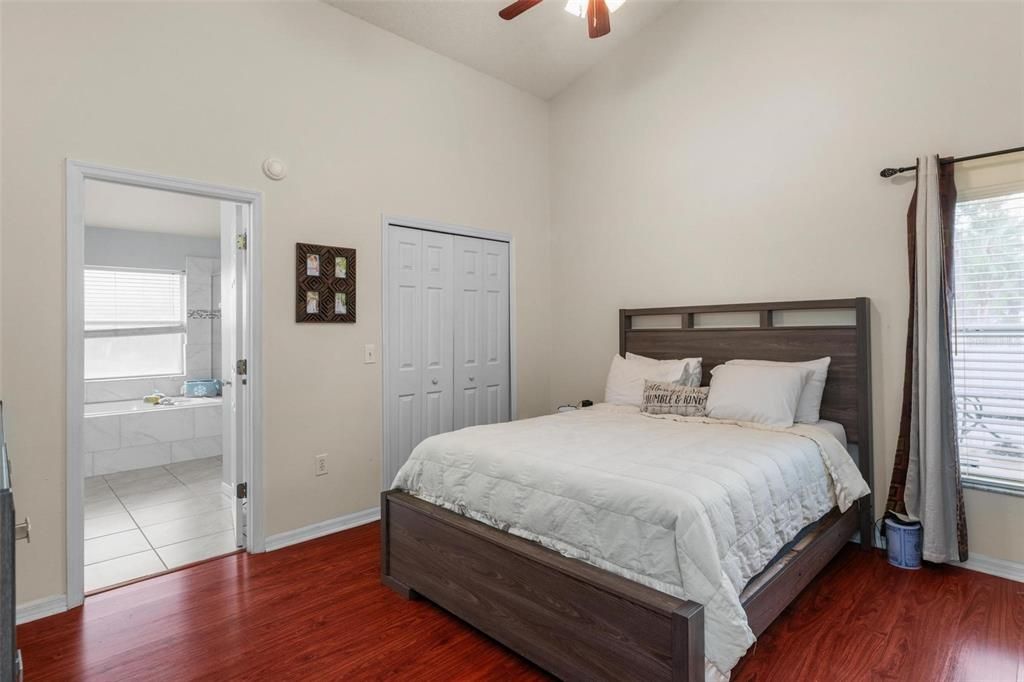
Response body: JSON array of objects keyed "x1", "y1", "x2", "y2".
[{"x1": 886, "y1": 154, "x2": 969, "y2": 563}]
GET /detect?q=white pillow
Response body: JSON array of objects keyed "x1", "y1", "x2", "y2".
[
  {"x1": 604, "y1": 354, "x2": 701, "y2": 406},
  {"x1": 726, "y1": 357, "x2": 831, "y2": 423},
  {"x1": 705, "y1": 364, "x2": 814, "y2": 427},
  {"x1": 624, "y1": 352, "x2": 702, "y2": 387}
]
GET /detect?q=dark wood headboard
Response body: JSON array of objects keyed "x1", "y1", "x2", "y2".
[{"x1": 619, "y1": 298, "x2": 873, "y2": 511}]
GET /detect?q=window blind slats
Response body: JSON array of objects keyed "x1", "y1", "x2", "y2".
[
  {"x1": 953, "y1": 190, "x2": 1024, "y2": 490},
  {"x1": 84, "y1": 268, "x2": 184, "y2": 331}
]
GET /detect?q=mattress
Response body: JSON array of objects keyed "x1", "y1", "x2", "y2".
[{"x1": 392, "y1": 404, "x2": 869, "y2": 680}]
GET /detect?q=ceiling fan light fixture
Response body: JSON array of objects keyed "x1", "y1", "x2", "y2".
[{"x1": 563, "y1": 0, "x2": 625, "y2": 18}]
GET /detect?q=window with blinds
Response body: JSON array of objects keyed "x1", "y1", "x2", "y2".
[
  {"x1": 84, "y1": 268, "x2": 186, "y2": 380},
  {"x1": 953, "y1": 189, "x2": 1024, "y2": 493}
]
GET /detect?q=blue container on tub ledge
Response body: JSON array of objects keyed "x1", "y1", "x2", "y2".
[
  {"x1": 884, "y1": 517, "x2": 923, "y2": 570},
  {"x1": 182, "y1": 380, "x2": 221, "y2": 398}
]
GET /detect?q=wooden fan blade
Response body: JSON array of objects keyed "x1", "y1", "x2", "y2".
[
  {"x1": 586, "y1": 0, "x2": 610, "y2": 37},
  {"x1": 499, "y1": 0, "x2": 543, "y2": 20}
]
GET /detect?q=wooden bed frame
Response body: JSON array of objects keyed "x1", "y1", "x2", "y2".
[{"x1": 381, "y1": 298, "x2": 874, "y2": 682}]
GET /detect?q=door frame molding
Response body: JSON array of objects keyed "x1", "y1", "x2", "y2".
[
  {"x1": 65, "y1": 160, "x2": 265, "y2": 609},
  {"x1": 379, "y1": 215, "x2": 518, "y2": 490}
]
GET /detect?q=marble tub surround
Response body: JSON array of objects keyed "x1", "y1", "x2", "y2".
[
  {"x1": 84, "y1": 456, "x2": 237, "y2": 592},
  {"x1": 185, "y1": 256, "x2": 221, "y2": 381},
  {"x1": 83, "y1": 399, "x2": 223, "y2": 476},
  {"x1": 212, "y1": 271, "x2": 222, "y2": 380}
]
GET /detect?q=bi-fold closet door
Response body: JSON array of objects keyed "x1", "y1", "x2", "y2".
[{"x1": 386, "y1": 226, "x2": 510, "y2": 484}]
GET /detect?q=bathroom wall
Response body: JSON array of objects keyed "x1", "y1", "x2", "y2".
[
  {"x1": 185, "y1": 256, "x2": 221, "y2": 382},
  {"x1": 211, "y1": 272, "x2": 222, "y2": 380},
  {"x1": 85, "y1": 226, "x2": 219, "y2": 270},
  {"x1": 84, "y1": 232, "x2": 225, "y2": 476},
  {"x1": 84, "y1": 228, "x2": 220, "y2": 402}
]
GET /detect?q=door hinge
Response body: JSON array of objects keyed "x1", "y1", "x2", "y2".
[
  {"x1": 236, "y1": 358, "x2": 248, "y2": 376},
  {"x1": 236, "y1": 482, "x2": 248, "y2": 499},
  {"x1": 236, "y1": 233, "x2": 248, "y2": 250}
]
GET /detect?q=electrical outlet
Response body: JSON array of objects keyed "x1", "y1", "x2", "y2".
[
  {"x1": 364, "y1": 344, "x2": 377, "y2": 364},
  {"x1": 315, "y1": 453, "x2": 328, "y2": 476}
]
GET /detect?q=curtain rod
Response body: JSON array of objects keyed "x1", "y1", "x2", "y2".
[{"x1": 879, "y1": 145, "x2": 1024, "y2": 178}]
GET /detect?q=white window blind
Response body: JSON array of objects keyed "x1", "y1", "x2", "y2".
[
  {"x1": 84, "y1": 268, "x2": 186, "y2": 380},
  {"x1": 953, "y1": 189, "x2": 1024, "y2": 493},
  {"x1": 84, "y1": 268, "x2": 184, "y2": 332}
]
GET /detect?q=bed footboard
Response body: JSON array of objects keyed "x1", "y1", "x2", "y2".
[{"x1": 381, "y1": 490, "x2": 705, "y2": 682}]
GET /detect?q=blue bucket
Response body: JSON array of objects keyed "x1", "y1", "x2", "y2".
[{"x1": 885, "y1": 517, "x2": 922, "y2": 570}]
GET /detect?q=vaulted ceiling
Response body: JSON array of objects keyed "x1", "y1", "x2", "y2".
[{"x1": 327, "y1": 0, "x2": 680, "y2": 99}]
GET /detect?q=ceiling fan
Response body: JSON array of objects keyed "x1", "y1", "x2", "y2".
[{"x1": 499, "y1": 0, "x2": 616, "y2": 39}]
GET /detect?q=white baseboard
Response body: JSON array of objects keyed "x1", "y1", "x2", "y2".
[
  {"x1": 264, "y1": 507, "x2": 380, "y2": 552},
  {"x1": 852, "y1": 530, "x2": 1022, "y2": 583},
  {"x1": 956, "y1": 553, "x2": 1024, "y2": 583},
  {"x1": 16, "y1": 594, "x2": 68, "y2": 625}
]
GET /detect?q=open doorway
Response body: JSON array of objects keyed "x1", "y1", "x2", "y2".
[{"x1": 66, "y1": 162, "x2": 263, "y2": 603}]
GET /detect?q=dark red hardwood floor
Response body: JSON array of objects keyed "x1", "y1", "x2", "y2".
[{"x1": 17, "y1": 522, "x2": 1024, "y2": 681}]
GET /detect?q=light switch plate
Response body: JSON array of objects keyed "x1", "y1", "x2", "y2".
[{"x1": 364, "y1": 344, "x2": 377, "y2": 364}]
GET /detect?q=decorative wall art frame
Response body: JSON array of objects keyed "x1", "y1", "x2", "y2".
[{"x1": 296, "y1": 242, "x2": 356, "y2": 323}]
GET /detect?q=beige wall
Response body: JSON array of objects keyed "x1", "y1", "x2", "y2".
[
  {"x1": 2, "y1": 0, "x2": 551, "y2": 604},
  {"x1": 549, "y1": 2, "x2": 1024, "y2": 561}
]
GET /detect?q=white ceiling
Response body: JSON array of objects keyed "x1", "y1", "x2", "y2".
[
  {"x1": 84, "y1": 180, "x2": 221, "y2": 238},
  {"x1": 327, "y1": 0, "x2": 680, "y2": 100}
]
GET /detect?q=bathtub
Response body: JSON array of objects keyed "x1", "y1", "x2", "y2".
[
  {"x1": 82, "y1": 397, "x2": 223, "y2": 476},
  {"x1": 84, "y1": 397, "x2": 221, "y2": 416}
]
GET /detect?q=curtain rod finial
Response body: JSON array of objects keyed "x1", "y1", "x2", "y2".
[{"x1": 880, "y1": 168, "x2": 901, "y2": 178}]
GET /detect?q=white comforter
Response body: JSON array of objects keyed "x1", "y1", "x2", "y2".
[{"x1": 392, "y1": 404, "x2": 870, "y2": 679}]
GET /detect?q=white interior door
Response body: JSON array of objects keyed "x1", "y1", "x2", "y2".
[
  {"x1": 385, "y1": 226, "x2": 456, "y2": 483},
  {"x1": 453, "y1": 236, "x2": 510, "y2": 429},
  {"x1": 420, "y1": 230, "x2": 454, "y2": 440},
  {"x1": 220, "y1": 202, "x2": 246, "y2": 548},
  {"x1": 386, "y1": 227, "x2": 424, "y2": 484},
  {"x1": 384, "y1": 224, "x2": 509, "y2": 486}
]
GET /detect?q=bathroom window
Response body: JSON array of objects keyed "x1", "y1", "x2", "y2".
[{"x1": 84, "y1": 267, "x2": 186, "y2": 380}]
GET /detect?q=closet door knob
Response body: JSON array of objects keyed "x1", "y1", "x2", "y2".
[
  {"x1": 431, "y1": 378, "x2": 438, "y2": 385},
  {"x1": 469, "y1": 376, "x2": 475, "y2": 382}
]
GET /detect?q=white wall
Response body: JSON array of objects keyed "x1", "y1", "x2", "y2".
[
  {"x1": 2, "y1": 0, "x2": 551, "y2": 605},
  {"x1": 548, "y1": 2, "x2": 1024, "y2": 562},
  {"x1": 85, "y1": 226, "x2": 219, "y2": 271}
]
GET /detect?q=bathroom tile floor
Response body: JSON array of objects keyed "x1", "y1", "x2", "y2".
[{"x1": 83, "y1": 456, "x2": 238, "y2": 593}]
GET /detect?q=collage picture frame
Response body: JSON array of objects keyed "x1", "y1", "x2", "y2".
[{"x1": 295, "y1": 242, "x2": 356, "y2": 323}]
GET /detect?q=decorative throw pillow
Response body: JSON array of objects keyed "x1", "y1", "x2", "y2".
[{"x1": 640, "y1": 381, "x2": 710, "y2": 416}]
